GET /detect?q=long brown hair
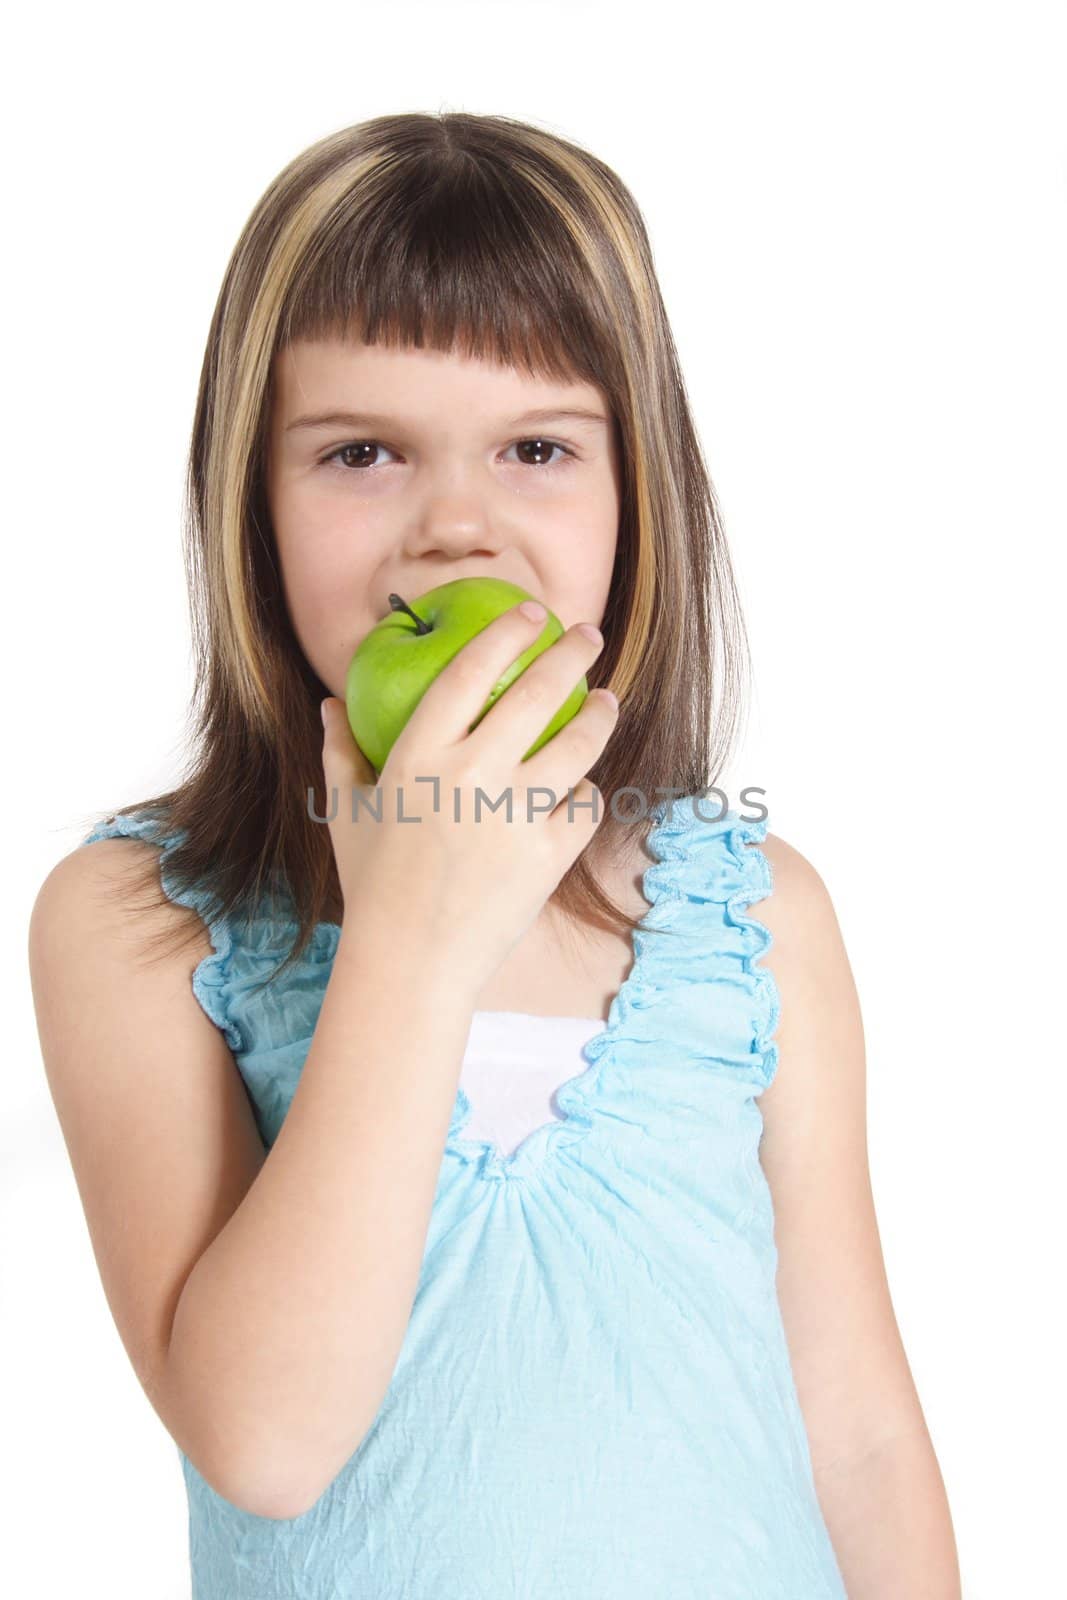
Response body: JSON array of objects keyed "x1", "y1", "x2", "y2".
[{"x1": 79, "y1": 112, "x2": 753, "y2": 987}]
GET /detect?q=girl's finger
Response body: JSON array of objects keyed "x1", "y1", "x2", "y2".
[{"x1": 322, "y1": 698, "x2": 378, "y2": 790}]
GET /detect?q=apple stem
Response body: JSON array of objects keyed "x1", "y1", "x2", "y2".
[{"x1": 388, "y1": 593, "x2": 432, "y2": 635}]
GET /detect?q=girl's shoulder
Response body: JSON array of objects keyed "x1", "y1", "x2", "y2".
[
  {"x1": 72, "y1": 805, "x2": 337, "y2": 1057},
  {"x1": 49, "y1": 812, "x2": 214, "y2": 977},
  {"x1": 747, "y1": 829, "x2": 834, "y2": 949},
  {"x1": 746, "y1": 828, "x2": 854, "y2": 1118}
]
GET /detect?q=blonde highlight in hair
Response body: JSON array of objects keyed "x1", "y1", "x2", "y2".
[{"x1": 82, "y1": 111, "x2": 753, "y2": 989}]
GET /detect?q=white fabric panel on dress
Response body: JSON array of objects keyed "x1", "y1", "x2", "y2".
[{"x1": 460, "y1": 1009, "x2": 606, "y2": 1157}]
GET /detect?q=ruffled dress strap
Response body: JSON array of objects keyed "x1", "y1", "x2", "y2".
[
  {"x1": 78, "y1": 808, "x2": 243, "y2": 1054},
  {"x1": 649, "y1": 794, "x2": 779, "y2": 1092},
  {"x1": 581, "y1": 794, "x2": 780, "y2": 1096}
]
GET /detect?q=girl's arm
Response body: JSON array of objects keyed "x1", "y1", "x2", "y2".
[
  {"x1": 31, "y1": 838, "x2": 481, "y2": 1524},
  {"x1": 165, "y1": 913, "x2": 480, "y2": 1520},
  {"x1": 751, "y1": 834, "x2": 962, "y2": 1599}
]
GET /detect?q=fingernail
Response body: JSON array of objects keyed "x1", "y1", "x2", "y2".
[
  {"x1": 578, "y1": 623, "x2": 603, "y2": 646},
  {"x1": 519, "y1": 600, "x2": 547, "y2": 622},
  {"x1": 321, "y1": 699, "x2": 329, "y2": 727}
]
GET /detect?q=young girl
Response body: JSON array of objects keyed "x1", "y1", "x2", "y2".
[{"x1": 29, "y1": 112, "x2": 959, "y2": 1597}]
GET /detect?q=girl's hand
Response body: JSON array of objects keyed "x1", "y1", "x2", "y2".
[{"x1": 319, "y1": 602, "x2": 618, "y2": 994}]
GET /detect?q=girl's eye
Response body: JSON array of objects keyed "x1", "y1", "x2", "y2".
[
  {"x1": 321, "y1": 440, "x2": 398, "y2": 472},
  {"x1": 507, "y1": 438, "x2": 575, "y2": 470},
  {"x1": 318, "y1": 437, "x2": 577, "y2": 473}
]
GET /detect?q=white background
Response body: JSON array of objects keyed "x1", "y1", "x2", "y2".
[{"x1": 4, "y1": 1, "x2": 1064, "y2": 1594}]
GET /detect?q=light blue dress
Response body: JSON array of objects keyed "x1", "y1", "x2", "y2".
[{"x1": 81, "y1": 795, "x2": 848, "y2": 1598}]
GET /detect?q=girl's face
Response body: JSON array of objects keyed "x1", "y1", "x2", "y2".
[{"x1": 265, "y1": 336, "x2": 621, "y2": 699}]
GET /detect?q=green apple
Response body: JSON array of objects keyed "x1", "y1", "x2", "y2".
[{"x1": 344, "y1": 577, "x2": 590, "y2": 775}]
